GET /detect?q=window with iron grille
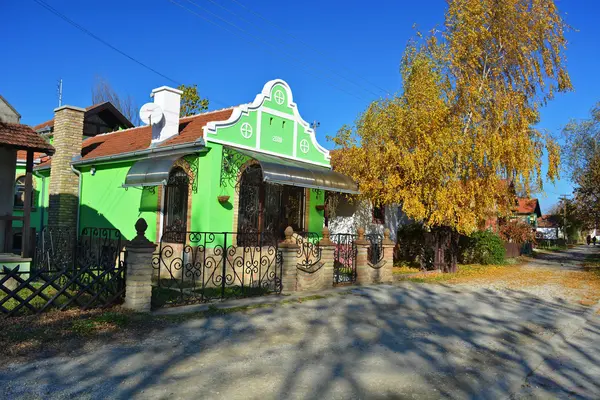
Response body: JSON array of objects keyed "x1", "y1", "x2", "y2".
[
  {"x1": 372, "y1": 205, "x2": 385, "y2": 224},
  {"x1": 237, "y1": 165, "x2": 305, "y2": 238},
  {"x1": 163, "y1": 167, "x2": 189, "y2": 239}
]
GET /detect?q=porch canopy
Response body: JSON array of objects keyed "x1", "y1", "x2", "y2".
[
  {"x1": 233, "y1": 148, "x2": 360, "y2": 194},
  {"x1": 121, "y1": 147, "x2": 359, "y2": 194},
  {"x1": 122, "y1": 153, "x2": 186, "y2": 188}
]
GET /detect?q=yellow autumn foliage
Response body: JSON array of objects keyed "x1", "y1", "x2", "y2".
[{"x1": 331, "y1": 0, "x2": 571, "y2": 234}]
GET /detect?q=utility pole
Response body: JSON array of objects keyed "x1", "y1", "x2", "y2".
[
  {"x1": 57, "y1": 79, "x2": 63, "y2": 107},
  {"x1": 559, "y1": 194, "x2": 570, "y2": 242}
]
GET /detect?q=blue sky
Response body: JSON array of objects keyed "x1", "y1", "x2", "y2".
[{"x1": 2, "y1": 0, "x2": 599, "y2": 213}]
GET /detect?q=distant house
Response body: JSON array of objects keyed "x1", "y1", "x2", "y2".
[
  {"x1": 327, "y1": 198, "x2": 404, "y2": 242},
  {"x1": 536, "y1": 214, "x2": 563, "y2": 239},
  {"x1": 0, "y1": 95, "x2": 21, "y2": 124},
  {"x1": 512, "y1": 198, "x2": 542, "y2": 228}
]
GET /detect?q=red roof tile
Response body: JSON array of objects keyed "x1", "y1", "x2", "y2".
[
  {"x1": 0, "y1": 122, "x2": 55, "y2": 154},
  {"x1": 35, "y1": 108, "x2": 234, "y2": 168},
  {"x1": 16, "y1": 150, "x2": 47, "y2": 162},
  {"x1": 538, "y1": 214, "x2": 559, "y2": 228},
  {"x1": 516, "y1": 198, "x2": 540, "y2": 215}
]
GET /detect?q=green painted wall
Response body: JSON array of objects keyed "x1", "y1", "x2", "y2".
[
  {"x1": 12, "y1": 165, "x2": 50, "y2": 232},
  {"x1": 308, "y1": 188, "x2": 325, "y2": 236},
  {"x1": 78, "y1": 162, "x2": 158, "y2": 242}
]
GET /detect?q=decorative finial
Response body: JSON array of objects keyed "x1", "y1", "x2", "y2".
[
  {"x1": 357, "y1": 227, "x2": 365, "y2": 241},
  {"x1": 322, "y1": 226, "x2": 330, "y2": 240},
  {"x1": 383, "y1": 227, "x2": 394, "y2": 245},
  {"x1": 135, "y1": 218, "x2": 148, "y2": 237},
  {"x1": 284, "y1": 226, "x2": 294, "y2": 243}
]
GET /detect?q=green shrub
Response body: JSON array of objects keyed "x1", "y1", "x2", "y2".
[{"x1": 460, "y1": 230, "x2": 506, "y2": 265}]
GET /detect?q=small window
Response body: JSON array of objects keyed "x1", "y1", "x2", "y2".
[
  {"x1": 372, "y1": 205, "x2": 385, "y2": 224},
  {"x1": 14, "y1": 176, "x2": 26, "y2": 208}
]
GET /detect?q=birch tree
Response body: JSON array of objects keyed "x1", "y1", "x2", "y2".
[{"x1": 331, "y1": 0, "x2": 571, "y2": 270}]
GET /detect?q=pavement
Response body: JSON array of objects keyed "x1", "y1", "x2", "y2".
[{"x1": 1, "y1": 246, "x2": 599, "y2": 399}]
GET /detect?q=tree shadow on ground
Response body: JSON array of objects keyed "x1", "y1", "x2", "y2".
[{"x1": 0, "y1": 283, "x2": 597, "y2": 399}]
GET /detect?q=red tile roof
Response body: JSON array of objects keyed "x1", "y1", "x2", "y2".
[
  {"x1": 16, "y1": 150, "x2": 47, "y2": 162},
  {"x1": 0, "y1": 122, "x2": 55, "y2": 154},
  {"x1": 538, "y1": 214, "x2": 559, "y2": 228},
  {"x1": 516, "y1": 198, "x2": 541, "y2": 216},
  {"x1": 35, "y1": 108, "x2": 233, "y2": 168}
]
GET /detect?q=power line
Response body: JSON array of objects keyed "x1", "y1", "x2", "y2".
[
  {"x1": 33, "y1": 0, "x2": 181, "y2": 86},
  {"x1": 227, "y1": 0, "x2": 392, "y2": 96},
  {"x1": 32, "y1": 0, "x2": 230, "y2": 109},
  {"x1": 198, "y1": 0, "x2": 386, "y2": 99},
  {"x1": 170, "y1": 0, "x2": 369, "y2": 102}
]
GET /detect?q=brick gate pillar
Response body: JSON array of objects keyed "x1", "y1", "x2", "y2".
[
  {"x1": 355, "y1": 227, "x2": 373, "y2": 285},
  {"x1": 319, "y1": 226, "x2": 335, "y2": 290},
  {"x1": 279, "y1": 226, "x2": 299, "y2": 293},
  {"x1": 123, "y1": 218, "x2": 157, "y2": 312},
  {"x1": 381, "y1": 228, "x2": 395, "y2": 283}
]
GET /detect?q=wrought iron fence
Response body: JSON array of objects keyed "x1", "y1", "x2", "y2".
[
  {"x1": 33, "y1": 226, "x2": 77, "y2": 272},
  {"x1": 366, "y1": 233, "x2": 384, "y2": 265},
  {"x1": 152, "y1": 231, "x2": 282, "y2": 307},
  {"x1": 295, "y1": 232, "x2": 322, "y2": 270},
  {"x1": 1, "y1": 226, "x2": 126, "y2": 317}
]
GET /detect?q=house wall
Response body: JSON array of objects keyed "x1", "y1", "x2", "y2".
[
  {"x1": 0, "y1": 147, "x2": 17, "y2": 249},
  {"x1": 190, "y1": 143, "x2": 325, "y2": 239},
  {"x1": 0, "y1": 98, "x2": 20, "y2": 123},
  {"x1": 78, "y1": 162, "x2": 158, "y2": 242},
  {"x1": 328, "y1": 197, "x2": 399, "y2": 241},
  {"x1": 536, "y1": 227, "x2": 561, "y2": 240},
  {"x1": 12, "y1": 165, "x2": 50, "y2": 232}
]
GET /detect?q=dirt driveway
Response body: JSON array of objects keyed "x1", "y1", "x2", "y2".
[{"x1": 1, "y1": 246, "x2": 599, "y2": 399}]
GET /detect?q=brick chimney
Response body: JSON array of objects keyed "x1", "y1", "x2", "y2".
[{"x1": 48, "y1": 105, "x2": 84, "y2": 229}]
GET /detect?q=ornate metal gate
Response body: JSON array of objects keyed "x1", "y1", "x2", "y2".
[
  {"x1": 332, "y1": 233, "x2": 357, "y2": 285},
  {"x1": 152, "y1": 231, "x2": 283, "y2": 307}
]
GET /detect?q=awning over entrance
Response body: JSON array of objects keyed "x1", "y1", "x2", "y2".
[
  {"x1": 122, "y1": 153, "x2": 184, "y2": 188},
  {"x1": 233, "y1": 148, "x2": 360, "y2": 194}
]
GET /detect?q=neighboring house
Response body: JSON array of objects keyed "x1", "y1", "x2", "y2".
[
  {"x1": 536, "y1": 214, "x2": 563, "y2": 239},
  {"x1": 9, "y1": 102, "x2": 132, "y2": 251},
  {"x1": 512, "y1": 198, "x2": 542, "y2": 228},
  {"x1": 0, "y1": 122, "x2": 54, "y2": 257},
  {"x1": 25, "y1": 79, "x2": 358, "y2": 243},
  {"x1": 327, "y1": 198, "x2": 403, "y2": 241},
  {"x1": 0, "y1": 95, "x2": 21, "y2": 123}
]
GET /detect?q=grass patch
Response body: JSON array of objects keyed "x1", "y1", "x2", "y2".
[
  {"x1": 393, "y1": 265, "x2": 422, "y2": 275},
  {"x1": 582, "y1": 252, "x2": 600, "y2": 268},
  {"x1": 0, "y1": 281, "x2": 94, "y2": 315}
]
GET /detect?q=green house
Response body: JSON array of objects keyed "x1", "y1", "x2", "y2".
[{"x1": 28, "y1": 79, "x2": 358, "y2": 244}]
